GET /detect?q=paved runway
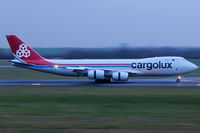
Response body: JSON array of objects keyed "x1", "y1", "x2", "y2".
[{"x1": 0, "y1": 77, "x2": 200, "y2": 86}]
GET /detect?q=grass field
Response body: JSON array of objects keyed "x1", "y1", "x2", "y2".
[
  {"x1": 0, "y1": 59, "x2": 200, "y2": 132},
  {"x1": 0, "y1": 86, "x2": 200, "y2": 133}
]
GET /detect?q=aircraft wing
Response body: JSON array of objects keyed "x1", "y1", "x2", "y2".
[{"x1": 55, "y1": 66, "x2": 140, "y2": 75}]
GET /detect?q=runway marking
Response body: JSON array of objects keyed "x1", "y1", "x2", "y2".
[{"x1": 32, "y1": 83, "x2": 41, "y2": 86}]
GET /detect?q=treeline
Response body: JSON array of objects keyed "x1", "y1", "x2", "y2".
[{"x1": 1, "y1": 47, "x2": 200, "y2": 59}]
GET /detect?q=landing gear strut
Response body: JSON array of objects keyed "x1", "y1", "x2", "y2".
[{"x1": 176, "y1": 76, "x2": 181, "y2": 83}]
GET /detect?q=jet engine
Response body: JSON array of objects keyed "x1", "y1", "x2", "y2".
[
  {"x1": 88, "y1": 70, "x2": 105, "y2": 80},
  {"x1": 112, "y1": 72, "x2": 129, "y2": 81}
]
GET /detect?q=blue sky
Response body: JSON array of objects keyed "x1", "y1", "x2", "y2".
[{"x1": 1, "y1": 0, "x2": 200, "y2": 48}]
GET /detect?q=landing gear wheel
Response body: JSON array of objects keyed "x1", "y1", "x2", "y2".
[
  {"x1": 176, "y1": 78, "x2": 181, "y2": 83},
  {"x1": 95, "y1": 79, "x2": 111, "y2": 83}
]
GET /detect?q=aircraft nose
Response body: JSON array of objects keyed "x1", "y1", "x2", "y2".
[{"x1": 191, "y1": 63, "x2": 198, "y2": 71}]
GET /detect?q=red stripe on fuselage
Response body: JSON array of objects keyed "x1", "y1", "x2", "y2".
[
  {"x1": 26, "y1": 60, "x2": 131, "y2": 66},
  {"x1": 57, "y1": 64, "x2": 131, "y2": 66},
  {"x1": 23, "y1": 59, "x2": 131, "y2": 66}
]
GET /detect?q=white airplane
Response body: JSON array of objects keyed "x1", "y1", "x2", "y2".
[{"x1": 6, "y1": 35, "x2": 198, "y2": 83}]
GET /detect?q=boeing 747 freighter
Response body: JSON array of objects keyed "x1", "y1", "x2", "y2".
[{"x1": 6, "y1": 35, "x2": 198, "y2": 83}]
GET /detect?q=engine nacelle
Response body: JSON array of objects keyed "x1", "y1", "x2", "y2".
[
  {"x1": 112, "y1": 72, "x2": 129, "y2": 81},
  {"x1": 88, "y1": 70, "x2": 105, "y2": 80}
]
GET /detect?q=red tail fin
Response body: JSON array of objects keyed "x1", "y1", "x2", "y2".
[{"x1": 6, "y1": 35, "x2": 51, "y2": 65}]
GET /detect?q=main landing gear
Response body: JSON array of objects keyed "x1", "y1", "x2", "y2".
[
  {"x1": 95, "y1": 78, "x2": 111, "y2": 83},
  {"x1": 176, "y1": 76, "x2": 181, "y2": 83}
]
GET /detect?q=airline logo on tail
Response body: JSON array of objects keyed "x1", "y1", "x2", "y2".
[{"x1": 16, "y1": 44, "x2": 30, "y2": 58}]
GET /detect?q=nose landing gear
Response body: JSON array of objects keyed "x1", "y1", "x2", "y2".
[{"x1": 176, "y1": 76, "x2": 181, "y2": 83}]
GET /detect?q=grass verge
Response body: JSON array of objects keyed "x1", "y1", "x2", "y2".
[{"x1": 0, "y1": 86, "x2": 199, "y2": 133}]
